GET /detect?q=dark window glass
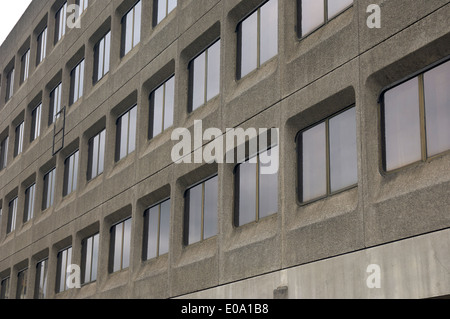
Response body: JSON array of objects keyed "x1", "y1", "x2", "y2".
[
  {"x1": 87, "y1": 129, "x2": 106, "y2": 180},
  {"x1": 93, "y1": 31, "x2": 111, "y2": 83},
  {"x1": 14, "y1": 121, "x2": 24, "y2": 157},
  {"x1": 81, "y1": 233, "x2": 99, "y2": 284},
  {"x1": 36, "y1": 27, "x2": 47, "y2": 65},
  {"x1": 143, "y1": 199, "x2": 171, "y2": 260},
  {"x1": 63, "y1": 151, "x2": 79, "y2": 196},
  {"x1": 49, "y1": 83, "x2": 62, "y2": 125},
  {"x1": 35, "y1": 259, "x2": 48, "y2": 299},
  {"x1": 0, "y1": 136, "x2": 9, "y2": 170},
  {"x1": 116, "y1": 106, "x2": 137, "y2": 161},
  {"x1": 20, "y1": 49, "x2": 30, "y2": 84},
  {"x1": 110, "y1": 218, "x2": 132, "y2": 273},
  {"x1": 7, "y1": 197, "x2": 18, "y2": 234},
  {"x1": 16, "y1": 269, "x2": 28, "y2": 299},
  {"x1": 149, "y1": 76, "x2": 175, "y2": 139},
  {"x1": 6, "y1": 68, "x2": 15, "y2": 102},
  {"x1": 121, "y1": 1, "x2": 141, "y2": 56},
  {"x1": 0, "y1": 277, "x2": 10, "y2": 299},
  {"x1": 42, "y1": 168, "x2": 56, "y2": 210},
  {"x1": 56, "y1": 247, "x2": 72, "y2": 293},
  {"x1": 24, "y1": 184, "x2": 36, "y2": 223},
  {"x1": 70, "y1": 59, "x2": 85, "y2": 105},
  {"x1": 55, "y1": 2, "x2": 67, "y2": 44}
]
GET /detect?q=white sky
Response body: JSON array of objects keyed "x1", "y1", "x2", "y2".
[{"x1": 0, "y1": 0, "x2": 33, "y2": 46}]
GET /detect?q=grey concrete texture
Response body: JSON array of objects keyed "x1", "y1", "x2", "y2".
[{"x1": 0, "y1": 0, "x2": 449, "y2": 299}]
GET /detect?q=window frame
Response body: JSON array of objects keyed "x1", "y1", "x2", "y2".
[
  {"x1": 49, "y1": 82, "x2": 63, "y2": 126},
  {"x1": 87, "y1": 129, "x2": 106, "y2": 181},
  {"x1": 16, "y1": 268, "x2": 28, "y2": 299},
  {"x1": 142, "y1": 198, "x2": 171, "y2": 261},
  {"x1": 0, "y1": 277, "x2": 10, "y2": 299},
  {"x1": 120, "y1": 0, "x2": 142, "y2": 57},
  {"x1": 30, "y1": 103, "x2": 42, "y2": 142},
  {"x1": 36, "y1": 27, "x2": 48, "y2": 66},
  {"x1": 379, "y1": 56, "x2": 450, "y2": 174},
  {"x1": 14, "y1": 121, "x2": 24, "y2": 157},
  {"x1": 188, "y1": 39, "x2": 221, "y2": 113},
  {"x1": 81, "y1": 232, "x2": 99, "y2": 285},
  {"x1": 55, "y1": 246, "x2": 72, "y2": 294},
  {"x1": 7, "y1": 197, "x2": 18, "y2": 234},
  {"x1": 115, "y1": 105, "x2": 137, "y2": 162},
  {"x1": 69, "y1": 59, "x2": 85, "y2": 105},
  {"x1": 63, "y1": 150, "x2": 79, "y2": 197},
  {"x1": 42, "y1": 168, "x2": 56, "y2": 210},
  {"x1": 183, "y1": 175, "x2": 219, "y2": 246},
  {"x1": 233, "y1": 145, "x2": 279, "y2": 227},
  {"x1": 34, "y1": 258, "x2": 48, "y2": 299},
  {"x1": 148, "y1": 75, "x2": 175, "y2": 139},
  {"x1": 20, "y1": 49, "x2": 31, "y2": 84},
  {"x1": 5, "y1": 67, "x2": 15, "y2": 102},
  {"x1": 297, "y1": 0, "x2": 354, "y2": 39},
  {"x1": 109, "y1": 218, "x2": 132, "y2": 273},
  {"x1": 24, "y1": 183, "x2": 36, "y2": 223},
  {"x1": 296, "y1": 105, "x2": 358, "y2": 205},
  {"x1": 93, "y1": 31, "x2": 111, "y2": 84},
  {"x1": 0, "y1": 136, "x2": 9, "y2": 170},
  {"x1": 236, "y1": 0, "x2": 278, "y2": 80},
  {"x1": 54, "y1": 2, "x2": 68, "y2": 44}
]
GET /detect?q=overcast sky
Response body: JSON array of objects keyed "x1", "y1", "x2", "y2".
[{"x1": 0, "y1": 0, "x2": 33, "y2": 46}]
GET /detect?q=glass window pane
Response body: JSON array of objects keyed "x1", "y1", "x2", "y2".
[
  {"x1": 113, "y1": 223, "x2": 123, "y2": 272},
  {"x1": 124, "y1": 12, "x2": 133, "y2": 55},
  {"x1": 260, "y1": 0, "x2": 278, "y2": 65},
  {"x1": 152, "y1": 86, "x2": 164, "y2": 137},
  {"x1": 238, "y1": 161, "x2": 257, "y2": 226},
  {"x1": 146, "y1": 206, "x2": 159, "y2": 260},
  {"x1": 98, "y1": 130, "x2": 105, "y2": 175},
  {"x1": 301, "y1": 122, "x2": 327, "y2": 202},
  {"x1": 187, "y1": 184, "x2": 202, "y2": 245},
  {"x1": 259, "y1": 146, "x2": 279, "y2": 218},
  {"x1": 329, "y1": 107, "x2": 357, "y2": 192},
  {"x1": 192, "y1": 52, "x2": 206, "y2": 111},
  {"x1": 207, "y1": 40, "x2": 221, "y2": 102},
  {"x1": 97, "y1": 38, "x2": 104, "y2": 81},
  {"x1": 104, "y1": 32, "x2": 111, "y2": 75},
  {"x1": 203, "y1": 176, "x2": 218, "y2": 240},
  {"x1": 424, "y1": 60, "x2": 450, "y2": 157},
  {"x1": 164, "y1": 77, "x2": 175, "y2": 130},
  {"x1": 59, "y1": 250, "x2": 67, "y2": 292},
  {"x1": 84, "y1": 237, "x2": 93, "y2": 283},
  {"x1": 133, "y1": 1, "x2": 141, "y2": 47},
  {"x1": 301, "y1": 0, "x2": 325, "y2": 36},
  {"x1": 159, "y1": 199, "x2": 171, "y2": 255},
  {"x1": 157, "y1": 0, "x2": 167, "y2": 24},
  {"x1": 128, "y1": 106, "x2": 137, "y2": 154},
  {"x1": 384, "y1": 77, "x2": 422, "y2": 171},
  {"x1": 91, "y1": 135, "x2": 99, "y2": 179},
  {"x1": 122, "y1": 219, "x2": 132, "y2": 269},
  {"x1": 168, "y1": 0, "x2": 177, "y2": 14},
  {"x1": 327, "y1": 0, "x2": 353, "y2": 19},
  {"x1": 119, "y1": 113, "x2": 129, "y2": 160},
  {"x1": 91, "y1": 234, "x2": 99, "y2": 281},
  {"x1": 240, "y1": 12, "x2": 258, "y2": 78}
]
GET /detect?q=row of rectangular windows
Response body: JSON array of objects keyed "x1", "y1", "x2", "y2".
[
  {"x1": 1, "y1": 56, "x2": 449, "y2": 298},
  {"x1": 1, "y1": 0, "x2": 353, "y2": 108}
]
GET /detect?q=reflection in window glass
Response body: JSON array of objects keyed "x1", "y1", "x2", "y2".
[
  {"x1": 43, "y1": 168, "x2": 56, "y2": 210},
  {"x1": 63, "y1": 151, "x2": 79, "y2": 197},
  {"x1": 7, "y1": 197, "x2": 18, "y2": 234},
  {"x1": 49, "y1": 83, "x2": 62, "y2": 125},
  {"x1": 0, "y1": 277, "x2": 10, "y2": 299},
  {"x1": 55, "y1": 2, "x2": 67, "y2": 43},
  {"x1": 31, "y1": 103, "x2": 42, "y2": 142},
  {"x1": 383, "y1": 78, "x2": 422, "y2": 171},
  {"x1": 190, "y1": 40, "x2": 221, "y2": 112},
  {"x1": 155, "y1": 0, "x2": 177, "y2": 25},
  {"x1": 239, "y1": 12, "x2": 258, "y2": 78},
  {"x1": 299, "y1": 106, "x2": 357, "y2": 203},
  {"x1": 82, "y1": 233, "x2": 99, "y2": 284},
  {"x1": 144, "y1": 199, "x2": 171, "y2": 260},
  {"x1": 110, "y1": 218, "x2": 132, "y2": 273},
  {"x1": 116, "y1": 106, "x2": 137, "y2": 161},
  {"x1": 185, "y1": 176, "x2": 218, "y2": 245},
  {"x1": 0, "y1": 136, "x2": 8, "y2": 170},
  {"x1": 14, "y1": 122, "x2": 24, "y2": 157},
  {"x1": 235, "y1": 146, "x2": 279, "y2": 227},
  {"x1": 37, "y1": 27, "x2": 47, "y2": 65},
  {"x1": 16, "y1": 269, "x2": 28, "y2": 299},
  {"x1": 121, "y1": 1, "x2": 141, "y2": 56},
  {"x1": 88, "y1": 130, "x2": 106, "y2": 180},
  {"x1": 70, "y1": 59, "x2": 85, "y2": 105},
  {"x1": 424, "y1": 60, "x2": 450, "y2": 157},
  {"x1": 94, "y1": 31, "x2": 111, "y2": 83},
  {"x1": 24, "y1": 184, "x2": 36, "y2": 223},
  {"x1": 150, "y1": 76, "x2": 175, "y2": 139},
  {"x1": 260, "y1": 0, "x2": 278, "y2": 65},
  {"x1": 35, "y1": 259, "x2": 48, "y2": 299},
  {"x1": 327, "y1": 0, "x2": 353, "y2": 19},
  {"x1": 56, "y1": 247, "x2": 72, "y2": 293}
]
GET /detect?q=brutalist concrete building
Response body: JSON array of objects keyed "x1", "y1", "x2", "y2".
[{"x1": 0, "y1": 0, "x2": 449, "y2": 299}]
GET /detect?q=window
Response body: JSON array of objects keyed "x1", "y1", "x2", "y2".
[
  {"x1": 298, "y1": 106, "x2": 357, "y2": 203},
  {"x1": 237, "y1": 0, "x2": 278, "y2": 79},
  {"x1": 0, "y1": 136, "x2": 8, "y2": 170},
  {"x1": 109, "y1": 218, "x2": 132, "y2": 273},
  {"x1": 70, "y1": 59, "x2": 85, "y2": 105},
  {"x1": 381, "y1": 59, "x2": 450, "y2": 172},
  {"x1": 49, "y1": 83, "x2": 62, "y2": 125},
  {"x1": 298, "y1": 0, "x2": 353, "y2": 37},
  {"x1": 184, "y1": 175, "x2": 218, "y2": 245},
  {"x1": 42, "y1": 168, "x2": 56, "y2": 210},
  {"x1": 21, "y1": 49, "x2": 30, "y2": 84},
  {"x1": 143, "y1": 199, "x2": 171, "y2": 260},
  {"x1": 7, "y1": 197, "x2": 18, "y2": 234},
  {"x1": 87, "y1": 129, "x2": 106, "y2": 180},
  {"x1": 0, "y1": 277, "x2": 10, "y2": 299},
  {"x1": 6, "y1": 68, "x2": 14, "y2": 102},
  {"x1": 55, "y1": 2, "x2": 67, "y2": 44},
  {"x1": 234, "y1": 146, "x2": 279, "y2": 227},
  {"x1": 37, "y1": 27, "x2": 47, "y2": 65},
  {"x1": 121, "y1": 1, "x2": 141, "y2": 57},
  {"x1": 189, "y1": 40, "x2": 220, "y2": 112},
  {"x1": 16, "y1": 269, "x2": 28, "y2": 299},
  {"x1": 63, "y1": 151, "x2": 79, "y2": 197},
  {"x1": 116, "y1": 105, "x2": 137, "y2": 161},
  {"x1": 14, "y1": 121, "x2": 24, "y2": 157},
  {"x1": 56, "y1": 246, "x2": 72, "y2": 293},
  {"x1": 76, "y1": 0, "x2": 88, "y2": 15},
  {"x1": 81, "y1": 233, "x2": 99, "y2": 284},
  {"x1": 24, "y1": 184, "x2": 36, "y2": 223},
  {"x1": 154, "y1": 0, "x2": 177, "y2": 25},
  {"x1": 35, "y1": 259, "x2": 48, "y2": 299},
  {"x1": 31, "y1": 103, "x2": 42, "y2": 142},
  {"x1": 93, "y1": 31, "x2": 111, "y2": 83},
  {"x1": 149, "y1": 76, "x2": 174, "y2": 139}
]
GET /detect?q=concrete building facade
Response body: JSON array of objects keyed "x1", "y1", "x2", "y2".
[{"x1": 0, "y1": 0, "x2": 449, "y2": 299}]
